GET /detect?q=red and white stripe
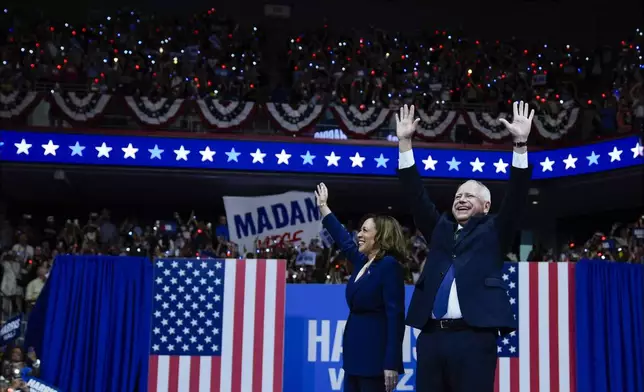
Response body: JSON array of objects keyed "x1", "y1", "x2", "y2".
[
  {"x1": 148, "y1": 258, "x2": 286, "y2": 392},
  {"x1": 495, "y1": 262, "x2": 577, "y2": 392}
]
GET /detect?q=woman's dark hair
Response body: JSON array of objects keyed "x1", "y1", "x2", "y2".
[{"x1": 359, "y1": 214, "x2": 410, "y2": 263}]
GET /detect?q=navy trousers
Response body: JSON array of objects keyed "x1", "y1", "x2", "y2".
[
  {"x1": 344, "y1": 374, "x2": 386, "y2": 392},
  {"x1": 415, "y1": 328, "x2": 498, "y2": 392}
]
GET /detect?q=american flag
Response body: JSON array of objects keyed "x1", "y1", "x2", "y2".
[
  {"x1": 495, "y1": 262, "x2": 577, "y2": 392},
  {"x1": 148, "y1": 258, "x2": 286, "y2": 392}
]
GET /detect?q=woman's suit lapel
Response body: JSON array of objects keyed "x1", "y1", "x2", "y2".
[{"x1": 347, "y1": 261, "x2": 376, "y2": 307}]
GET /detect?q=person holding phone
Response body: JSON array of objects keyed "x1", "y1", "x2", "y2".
[{"x1": 315, "y1": 183, "x2": 406, "y2": 392}]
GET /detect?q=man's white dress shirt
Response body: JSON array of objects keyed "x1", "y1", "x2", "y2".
[{"x1": 399, "y1": 149, "x2": 528, "y2": 319}]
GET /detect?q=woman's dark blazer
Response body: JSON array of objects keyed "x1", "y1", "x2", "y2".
[{"x1": 322, "y1": 213, "x2": 405, "y2": 376}]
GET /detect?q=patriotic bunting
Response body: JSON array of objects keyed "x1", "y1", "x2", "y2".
[
  {"x1": 332, "y1": 105, "x2": 390, "y2": 136},
  {"x1": 196, "y1": 98, "x2": 254, "y2": 129},
  {"x1": 124, "y1": 96, "x2": 184, "y2": 126},
  {"x1": 415, "y1": 108, "x2": 460, "y2": 139},
  {"x1": 533, "y1": 102, "x2": 579, "y2": 140},
  {"x1": 465, "y1": 111, "x2": 513, "y2": 141},
  {"x1": 0, "y1": 90, "x2": 597, "y2": 141},
  {"x1": 265, "y1": 101, "x2": 325, "y2": 133},
  {"x1": 52, "y1": 92, "x2": 111, "y2": 123},
  {"x1": 0, "y1": 90, "x2": 39, "y2": 119}
]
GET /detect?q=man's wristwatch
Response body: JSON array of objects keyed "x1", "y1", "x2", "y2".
[{"x1": 513, "y1": 141, "x2": 528, "y2": 148}]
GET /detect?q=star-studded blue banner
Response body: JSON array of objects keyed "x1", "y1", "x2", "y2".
[{"x1": 0, "y1": 130, "x2": 642, "y2": 180}]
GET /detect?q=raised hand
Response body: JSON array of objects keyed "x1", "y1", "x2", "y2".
[
  {"x1": 499, "y1": 101, "x2": 534, "y2": 142},
  {"x1": 27, "y1": 347, "x2": 37, "y2": 362},
  {"x1": 315, "y1": 183, "x2": 329, "y2": 207},
  {"x1": 395, "y1": 104, "x2": 420, "y2": 140}
]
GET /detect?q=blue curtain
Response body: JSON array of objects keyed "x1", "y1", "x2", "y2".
[
  {"x1": 25, "y1": 255, "x2": 153, "y2": 392},
  {"x1": 576, "y1": 260, "x2": 644, "y2": 392}
]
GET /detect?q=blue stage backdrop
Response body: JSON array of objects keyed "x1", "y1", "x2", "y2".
[
  {"x1": 0, "y1": 130, "x2": 642, "y2": 180},
  {"x1": 284, "y1": 285, "x2": 417, "y2": 392}
]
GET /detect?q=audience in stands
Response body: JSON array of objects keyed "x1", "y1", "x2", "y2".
[
  {"x1": 0, "y1": 345, "x2": 40, "y2": 391},
  {"x1": 1, "y1": 8, "x2": 642, "y2": 131},
  {"x1": 0, "y1": 208, "x2": 641, "y2": 312},
  {"x1": 529, "y1": 218, "x2": 644, "y2": 263},
  {"x1": 1, "y1": 8, "x2": 261, "y2": 101}
]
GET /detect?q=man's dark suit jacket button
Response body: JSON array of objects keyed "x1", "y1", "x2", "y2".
[{"x1": 452, "y1": 254, "x2": 456, "y2": 259}]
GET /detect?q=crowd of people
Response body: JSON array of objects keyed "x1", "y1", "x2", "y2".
[
  {"x1": 1, "y1": 7, "x2": 262, "y2": 101},
  {"x1": 528, "y1": 219, "x2": 644, "y2": 264},
  {"x1": 0, "y1": 345, "x2": 40, "y2": 392},
  {"x1": 0, "y1": 208, "x2": 641, "y2": 297},
  {"x1": 284, "y1": 25, "x2": 643, "y2": 117},
  {"x1": 1, "y1": 8, "x2": 643, "y2": 133}
]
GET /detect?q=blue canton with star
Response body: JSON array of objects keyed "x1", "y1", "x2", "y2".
[
  {"x1": 497, "y1": 262, "x2": 519, "y2": 357},
  {"x1": 151, "y1": 259, "x2": 225, "y2": 356}
]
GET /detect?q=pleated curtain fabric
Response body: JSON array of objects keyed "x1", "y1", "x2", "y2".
[
  {"x1": 25, "y1": 255, "x2": 154, "y2": 392},
  {"x1": 575, "y1": 259, "x2": 644, "y2": 392}
]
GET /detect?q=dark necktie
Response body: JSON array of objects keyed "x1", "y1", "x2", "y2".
[{"x1": 432, "y1": 228, "x2": 461, "y2": 319}]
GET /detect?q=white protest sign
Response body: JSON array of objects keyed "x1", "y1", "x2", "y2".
[
  {"x1": 295, "y1": 250, "x2": 317, "y2": 266},
  {"x1": 26, "y1": 378, "x2": 61, "y2": 392},
  {"x1": 223, "y1": 191, "x2": 321, "y2": 253}
]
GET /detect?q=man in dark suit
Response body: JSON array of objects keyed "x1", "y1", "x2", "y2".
[{"x1": 395, "y1": 102, "x2": 534, "y2": 392}]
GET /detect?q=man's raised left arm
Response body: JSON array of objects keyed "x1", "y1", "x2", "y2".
[{"x1": 496, "y1": 101, "x2": 534, "y2": 252}]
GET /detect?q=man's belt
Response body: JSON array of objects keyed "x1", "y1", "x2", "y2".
[{"x1": 424, "y1": 318, "x2": 470, "y2": 331}]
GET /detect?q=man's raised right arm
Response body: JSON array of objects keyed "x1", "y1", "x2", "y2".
[{"x1": 396, "y1": 105, "x2": 440, "y2": 241}]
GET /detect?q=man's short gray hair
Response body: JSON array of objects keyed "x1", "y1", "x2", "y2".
[{"x1": 463, "y1": 180, "x2": 491, "y2": 204}]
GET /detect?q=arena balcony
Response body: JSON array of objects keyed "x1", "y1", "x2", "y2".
[{"x1": 1, "y1": 81, "x2": 637, "y2": 149}]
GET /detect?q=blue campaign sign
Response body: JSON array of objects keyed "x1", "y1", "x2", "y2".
[
  {"x1": 0, "y1": 314, "x2": 23, "y2": 344},
  {"x1": 0, "y1": 130, "x2": 641, "y2": 180},
  {"x1": 284, "y1": 285, "x2": 418, "y2": 392},
  {"x1": 24, "y1": 376, "x2": 62, "y2": 392}
]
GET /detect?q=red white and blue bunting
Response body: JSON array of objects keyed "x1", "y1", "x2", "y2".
[
  {"x1": 196, "y1": 98, "x2": 254, "y2": 129},
  {"x1": 124, "y1": 96, "x2": 184, "y2": 126},
  {"x1": 415, "y1": 108, "x2": 460, "y2": 139},
  {"x1": 332, "y1": 105, "x2": 390, "y2": 136},
  {"x1": 466, "y1": 103, "x2": 579, "y2": 141},
  {"x1": 0, "y1": 90, "x2": 39, "y2": 119},
  {"x1": 532, "y1": 101, "x2": 579, "y2": 140},
  {"x1": 465, "y1": 111, "x2": 513, "y2": 141},
  {"x1": 265, "y1": 101, "x2": 325, "y2": 133},
  {"x1": 0, "y1": 92, "x2": 586, "y2": 141},
  {"x1": 53, "y1": 92, "x2": 111, "y2": 123}
]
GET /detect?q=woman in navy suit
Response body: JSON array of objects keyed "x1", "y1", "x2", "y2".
[{"x1": 315, "y1": 183, "x2": 407, "y2": 392}]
